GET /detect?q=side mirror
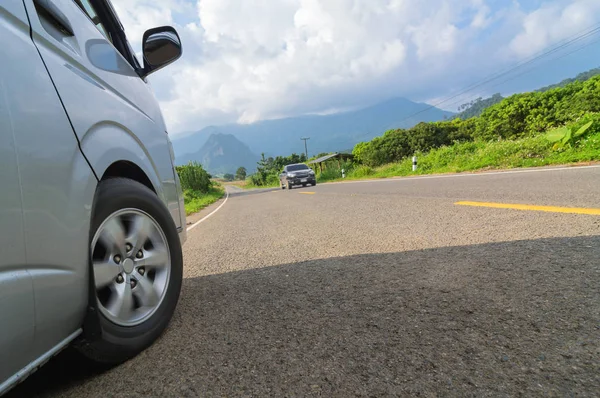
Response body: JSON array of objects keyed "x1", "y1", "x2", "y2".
[{"x1": 140, "y1": 26, "x2": 182, "y2": 78}]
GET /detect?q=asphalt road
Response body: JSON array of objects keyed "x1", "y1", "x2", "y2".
[{"x1": 10, "y1": 165, "x2": 600, "y2": 397}]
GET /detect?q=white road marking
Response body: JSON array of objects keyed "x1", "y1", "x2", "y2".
[
  {"x1": 186, "y1": 187, "x2": 230, "y2": 232},
  {"x1": 324, "y1": 165, "x2": 600, "y2": 186}
]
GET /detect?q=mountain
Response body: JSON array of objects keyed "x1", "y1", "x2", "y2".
[
  {"x1": 177, "y1": 133, "x2": 259, "y2": 175},
  {"x1": 537, "y1": 67, "x2": 600, "y2": 92},
  {"x1": 456, "y1": 93, "x2": 504, "y2": 119},
  {"x1": 172, "y1": 97, "x2": 453, "y2": 160}
]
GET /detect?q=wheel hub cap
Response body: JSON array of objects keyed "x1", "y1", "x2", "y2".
[
  {"x1": 122, "y1": 258, "x2": 134, "y2": 274},
  {"x1": 91, "y1": 208, "x2": 171, "y2": 327}
]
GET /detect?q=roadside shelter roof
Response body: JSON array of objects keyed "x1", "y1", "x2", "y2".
[{"x1": 308, "y1": 153, "x2": 339, "y2": 164}]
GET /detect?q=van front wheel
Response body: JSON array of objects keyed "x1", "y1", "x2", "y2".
[{"x1": 77, "y1": 178, "x2": 183, "y2": 365}]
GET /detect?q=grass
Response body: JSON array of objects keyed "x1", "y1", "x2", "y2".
[
  {"x1": 244, "y1": 181, "x2": 280, "y2": 189},
  {"x1": 183, "y1": 185, "x2": 224, "y2": 215},
  {"x1": 317, "y1": 132, "x2": 600, "y2": 183}
]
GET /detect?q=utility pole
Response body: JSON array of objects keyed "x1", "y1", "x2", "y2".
[{"x1": 300, "y1": 137, "x2": 310, "y2": 159}]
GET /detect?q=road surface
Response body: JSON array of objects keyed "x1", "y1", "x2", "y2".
[{"x1": 10, "y1": 166, "x2": 600, "y2": 397}]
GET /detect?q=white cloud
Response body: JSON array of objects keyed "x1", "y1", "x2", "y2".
[
  {"x1": 110, "y1": 0, "x2": 600, "y2": 134},
  {"x1": 509, "y1": 0, "x2": 600, "y2": 58}
]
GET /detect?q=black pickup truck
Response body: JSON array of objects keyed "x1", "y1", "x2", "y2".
[{"x1": 279, "y1": 163, "x2": 316, "y2": 189}]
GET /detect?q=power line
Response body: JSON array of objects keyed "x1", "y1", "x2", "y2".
[
  {"x1": 439, "y1": 34, "x2": 600, "y2": 113},
  {"x1": 355, "y1": 22, "x2": 600, "y2": 140},
  {"x1": 456, "y1": 23, "x2": 600, "y2": 92},
  {"x1": 415, "y1": 25, "x2": 600, "y2": 114},
  {"x1": 436, "y1": 24, "x2": 600, "y2": 109},
  {"x1": 485, "y1": 36, "x2": 600, "y2": 92}
]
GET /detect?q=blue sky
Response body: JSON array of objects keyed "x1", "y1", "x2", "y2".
[{"x1": 113, "y1": 0, "x2": 600, "y2": 134}]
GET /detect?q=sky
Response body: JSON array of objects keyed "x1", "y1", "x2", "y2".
[{"x1": 112, "y1": 0, "x2": 600, "y2": 136}]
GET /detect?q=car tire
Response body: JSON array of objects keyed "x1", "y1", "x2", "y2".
[
  {"x1": 311, "y1": 182, "x2": 316, "y2": 186},
  {"x1": 287, "y1": 182, "x2": 292, "y2": 190},
  {"x1": 76, "y1": 178, "x2": 183, "y2": 365}
]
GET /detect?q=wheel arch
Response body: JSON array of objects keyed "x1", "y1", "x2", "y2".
[
  {"x1": 101, "y1": 160, "x2": 156, "y2": 194},
  {"x1": 79, "y1": 123, "x2": 166, "y2": 203}
]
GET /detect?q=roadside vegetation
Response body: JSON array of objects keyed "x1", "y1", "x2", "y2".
[
  {"x1": 182, "y1": 185, "x2": 224, "y2": 215},
  {"x1": 318, "y1": 130, "x2": 600, "y2": 182},
  {"x1": 175, "y1": 161, "x2": 224, "y2": 215},
  {"x1": 318, "y1": 76, "x2": 600, "y2": 182},
  {"x1": 241, "y1": 73, "x2": 600, "y2": 187}
]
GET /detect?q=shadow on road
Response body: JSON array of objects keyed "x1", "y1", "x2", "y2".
[{"x1": 10, "y1": 235, "x2": 600, "y2": 397}]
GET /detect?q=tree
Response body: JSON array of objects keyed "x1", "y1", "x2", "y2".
[
  {"x1": 456, "y1": 93, "x2": 504, "y2": 119},
  {"x1": 223, "y1": 173, "x2": 234, "y2": 181},
  {"x1": 235, "y1": 166, "x2": 247, "y2": 180},
  {"x1": 175, "y1": 162, "x2": 211, "y2": 192}
]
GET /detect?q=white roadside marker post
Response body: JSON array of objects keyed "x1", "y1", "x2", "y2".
[
  {"x1": 412, "y1": 156, "x2": 417, "y2": 171},
  {"x1": 342, "y1": 168, "x2": 345, "y2": 178}
]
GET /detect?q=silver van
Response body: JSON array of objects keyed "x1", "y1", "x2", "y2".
[{"x1": 1, "y1": 0, "x2": 186, "y2": 394}]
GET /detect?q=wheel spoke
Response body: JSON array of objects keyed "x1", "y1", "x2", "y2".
[
  {"x1": 106, "y1": 281, "x2": 135, "y2": 320},
  {"x1": 129, "y1": 213, "x2": 154, "y2": 252},
  {"x1": 93, "y1": 209, "x2": 170, "y2": 326},
  {"x1": 133, "y1": 275, "x2": 159, "y2": 308},
  {"x1": 93, "y1": 260, "x2": 120, "y2": 288},
  {"x1": 99, "y1": 217, "x2": 126, "y2": 255},
  {"x1": 140, "y1": 248, "x2": 169, "y2": 269}
]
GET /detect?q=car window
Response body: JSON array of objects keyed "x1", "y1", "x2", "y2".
[
  {"x1": 287, "y1": 164, "x2": 309, "y2": 171},
  {"x1": 126, "y1": 40, "x2": 141, "y2": 69},
  {"x1": 74, "y1": 0, "x2": 141, "y2": 71},
  {"x1": 74, "y1": 0, "x2": 112, "y2": 42}
]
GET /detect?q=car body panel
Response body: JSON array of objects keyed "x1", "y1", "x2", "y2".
[
  {"x1": 22, "y1": 0, "x2": 183, "y2": 230},
  {"x1": 3, "y1": 0, "x2": 98, "y2": 363},
  {"x1": 0, "y1": 0, "x2": 53, "y2": 387}
]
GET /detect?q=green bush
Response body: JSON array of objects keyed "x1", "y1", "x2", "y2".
[
  {"x1": 176, "y1": 161, "x2": 211, "y2": 192},
  {"x1": 349, "y1": 131, "x2": 600, "y2": 180},
  {"x1": 474, "y1": 76, "x2": 600, "y2": 141},
  {"x1": 352, "y1": 118, "x2": 477, "y2": 167},
  {"x1": 545, "y1": 113, "x2": 599, "y2": 150},
  {"x1": 266, "y1": 174, "x2": 280, "y2": 186},
  {"x1": 249, "y1": 173, "x2": 264, "y2": 186},
  {"x1": 353, "y1": 76, "x2": 600, "y2": 166},
  {"x1": 317, "y1": 167, "x2": 343, "y2": 181},
  {"x1": 568, "y1": 112, "x2": 600, "y2": 136}
]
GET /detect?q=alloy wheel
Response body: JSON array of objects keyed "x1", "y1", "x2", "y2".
[{"x1": 91, "y1": 209, "x2": 171, "y2": 326}]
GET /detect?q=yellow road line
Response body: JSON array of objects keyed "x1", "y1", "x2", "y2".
[
  {"x1": 455, "y1": 201, "x2": 600, "y2": 215},
  {"x1": 299, "y1": 192, "x2": 316, "y2": 195}
]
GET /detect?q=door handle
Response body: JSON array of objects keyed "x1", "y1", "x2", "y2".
[{"x1": 33, "y1": 0, "x2": 74, "y2": 36}]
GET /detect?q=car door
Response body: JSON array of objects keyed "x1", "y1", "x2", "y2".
[
  {"x1": 6, "y1": 0, "x2": 99, "y2": 357},
  {"x1": 0, "y1": 0, "x2": 41, "y2": 389},
  {"x1": 22, "y1": 0, "x2": 183, "y2": 228}
]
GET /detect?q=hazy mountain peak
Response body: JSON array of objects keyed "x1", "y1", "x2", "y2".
[
  {"x1": 173, "y1": 97, "x2": 453, "y2": 162},
  {"x1": 177, "y1": 133, "x2": 258, "y2": 175}
]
